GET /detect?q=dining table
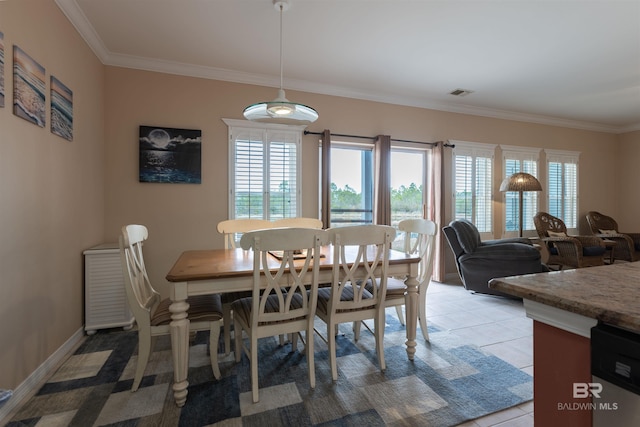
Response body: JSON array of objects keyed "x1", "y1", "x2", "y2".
[{"x1": 165, "y1": 245, "x2": 421, "y2": 407}]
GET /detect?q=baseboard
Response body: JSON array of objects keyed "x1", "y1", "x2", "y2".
[{"x1": 0, "y1": 327, "x2": 86, "y2": 424}]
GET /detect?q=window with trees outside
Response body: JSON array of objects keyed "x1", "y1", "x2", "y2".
[
  {"x1": 452, "y1": 141, "x2": 495, "y2": 235},
  {"x1": 224, "y1": 119, "x2": 303, "y2": 221},
  {"x1": 502, "y1": 146, "x2": 541, "y2": 236},
  {"x1": 328, "y1": 141, "x2": 430, "y2": 241},
  {"x1": 546, "y1": 149, "x2": 579, "y2": 229},
  {"x1": 390, "y1": 145, "x2": 430, "y2": 226},
  {"x1": 329, "y1": 142, "x2": 374, "y2": 227}
]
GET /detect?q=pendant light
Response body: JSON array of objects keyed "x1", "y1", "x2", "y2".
[{"x1": 243, "y1": 0, "x2": 318, "y2": 125}]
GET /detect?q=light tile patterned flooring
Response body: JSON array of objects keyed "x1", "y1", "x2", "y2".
[
  {"x1": 425, "y1": 280, "x2": 534, "y2": 427},
  {"x1": 6, "y1": 279, "x2": 534, "y2": 426}
]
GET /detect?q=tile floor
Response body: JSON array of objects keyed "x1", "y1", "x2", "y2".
[
  {"x1": 4, "y1": 278, "x2": 534, "y2": 427},
  {"x1": 425, "y1": 279, "x2": 534, "y2": 427}
]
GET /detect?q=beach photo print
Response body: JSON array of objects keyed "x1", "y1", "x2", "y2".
[
  {"x1": 13, "y1": 45, "x2": 45, "y2": 127},
  {"x1": 50, "y1": 75, "x2": 73, "y2": 141}
]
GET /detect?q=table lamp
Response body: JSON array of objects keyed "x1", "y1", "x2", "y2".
[{"x1": 500, "y1": 172, "x2": 542, "y2": 237}]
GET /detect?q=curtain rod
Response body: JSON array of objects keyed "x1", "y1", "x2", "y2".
[{"x1": 303, "y1": 130, "x2": 453, "y2": 147}]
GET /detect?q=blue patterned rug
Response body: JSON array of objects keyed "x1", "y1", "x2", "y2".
[{"x1": 7, "y1": 311, "x2": 532, "y2": 426}]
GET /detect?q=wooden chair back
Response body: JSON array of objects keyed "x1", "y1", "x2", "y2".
[
  {"x1": 398, "y1": 219, "x2": 437, "y2": 285},
  {"x1": 217, "y1": 219, "x2": 274, "y2": 249},
  {"x1": 327, "y1": 225, "x2": 395, "y2": 312},
  {"x1": 119, "y1": 224, "x2": 160, "y2": 327},
  {"x1": 239, "y1": 227, "x2": 329, "y2": 329},
  {"x1": 272, "y1": 217, "x2": 323, "y2": 229}
]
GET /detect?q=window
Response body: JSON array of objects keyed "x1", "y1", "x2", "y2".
[
  {"x1": 502, "y1": 146, "x2": 541, "y2": 235},
  {"x1": 452, "y1": 141, "x2": 495, "y2": 234},
  {"x1": 223, "y1": 119, "x2": 304, "y2": 220},
  {"x1": 329, "y1": 141, "x2": 374, "y2": 227},
  {"x1": 546, "y1": 149, "x2": 579, "y2": 229},
  {"x1": 390, "y1": 144, "x2": 431, "y2": 226}
]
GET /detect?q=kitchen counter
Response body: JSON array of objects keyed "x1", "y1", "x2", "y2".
[
  {"x1": 489, "y1": 262, "x2": 640, "y2": 427},
  {"x1": 489, "y1": 262, "x2": 640, "y2": 333}
]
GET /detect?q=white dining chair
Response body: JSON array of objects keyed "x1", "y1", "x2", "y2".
[
  {"x1": 217, "y1": 218, "x2": 274, "y2": 249},
  {"x1": 216, "y1": 218, "x2": 275, "y2": 355},
  {"x1": 232, "y1": 227, "x2": 329, "y2": 402},
  {"x1": 356, "y1": 219, "x2": 437, "y2": 342},
  {"x1": 315, "y1": 224, "x2": 395, "y2": 381},
  {"x1": 119, "y1": 224, "x2": 223, "y2": 391},
  {"x1": 272, "y1": 217, "x2": 323, "y2": 229}
]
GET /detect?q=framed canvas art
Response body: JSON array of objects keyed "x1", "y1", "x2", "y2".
[
  {"x1": 50, "y1": 76, "x2": 73, "y2": 141},
  {"x1": 139, "y1": 126, "x2": 202, "y2": 183},
  {"x1": 13, "y1": 45, "x2": 45, "y2": 127}
]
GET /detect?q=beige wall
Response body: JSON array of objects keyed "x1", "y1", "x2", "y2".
[
  {"x1": 103, "y1": 66, "x2": 627, "y2": 295},
  {"x1": 0, "y1": 0, "x2": 105, "y2": 389},
  {"x1": 2, "y1": 0, "x2": 638, "y2": 393},
  {"x1": 616, "y1": 130, "x2": 640, "y2": 229}
]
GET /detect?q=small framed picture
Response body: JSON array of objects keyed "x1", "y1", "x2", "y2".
[
  {"x1": 13, "y1": 45, "x2": 45, "y2": 127},
  {"x1": 50, "y1": 76, "x2": 73, "y2": 141},
  {"x1": 139, "y1": 126, "x2": 202, "y2": 184}
]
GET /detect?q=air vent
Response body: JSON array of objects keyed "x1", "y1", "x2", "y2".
[{"x1": 449, "y1": 88, "x2": 474, "y2": 97}]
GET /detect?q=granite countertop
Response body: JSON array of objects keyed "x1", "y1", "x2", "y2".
[{"x1": 489, "y1": 262, "x2": 640, "y2": 333}]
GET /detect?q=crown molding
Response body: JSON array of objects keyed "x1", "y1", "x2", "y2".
[{"x1": 56, "y1": 0, "x2": 635, "y2": 135}]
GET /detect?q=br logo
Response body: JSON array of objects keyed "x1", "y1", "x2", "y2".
[{"x1": 573, "y1": 383, "x2": 603, "y2": 399}]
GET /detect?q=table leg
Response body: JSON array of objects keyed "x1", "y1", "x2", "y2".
[
  {"x1": 404, "y1": 266, "x2": 419, "y2": 361},
  {"x1": 170, "y1": 282, "x2": 190, "y2": 407}
]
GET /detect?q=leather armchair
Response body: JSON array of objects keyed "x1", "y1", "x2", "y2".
[{"x1": 443, "y1": 219, "x2": 548, "y2": 297}]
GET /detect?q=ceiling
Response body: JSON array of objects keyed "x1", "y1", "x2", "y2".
[{"x1": 55, "y1": 0, "x2": 640, "y2": 133}]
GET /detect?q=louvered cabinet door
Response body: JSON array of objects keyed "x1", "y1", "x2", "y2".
[{"x1": 83, "y1": 244, "x2": 134, "y2": 335}]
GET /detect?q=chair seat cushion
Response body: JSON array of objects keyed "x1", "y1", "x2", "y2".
[
  {"x1": 548, "y1": 246, "x2": 606, "y2": 257},
  {"x1": 151, "y1": 294, "x2": 223, "y2": 326},
  {"x1": 230, "y1": 293, "x2": 306, "y2": 326},
  {"x1": 316, "y1": 285, "x2": 374, "y2": 315},
  {"x1": 221, "y1": 291, "x2": 252, "y2": 305},
  {"x1": 384, "y1": 277, "x2": 408, "y2": 297},
  {"x1": 365, "y1": 277, "x2": 406, "y2": 298},
  {"x1": 583, "y1": 246, "x2": 606, "y2": 257}
]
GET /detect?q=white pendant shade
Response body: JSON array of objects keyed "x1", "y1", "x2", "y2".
[
  {"x1": 243, "y1": 0, "x2": 318, "y2": 125},
  {"x1": 244, "y1": 90, "x2": 318, "y2": 125}
]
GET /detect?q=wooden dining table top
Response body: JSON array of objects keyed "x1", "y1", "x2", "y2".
[{"x1": 166, "y1": 246, "x2": 419, "y2": 283}]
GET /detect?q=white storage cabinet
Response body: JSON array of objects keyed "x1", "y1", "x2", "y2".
[{"x1": 84, "y1": 243, "x2": 134, "y2": 335}]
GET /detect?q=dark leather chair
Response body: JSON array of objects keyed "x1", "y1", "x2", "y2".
[{"x1": 443, "y1": 219, "x2": 548, "y2": 297}]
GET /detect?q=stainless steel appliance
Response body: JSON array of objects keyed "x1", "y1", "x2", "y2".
[{"x1": 591, "y1": 323, "x2": 640, "y2": 426}]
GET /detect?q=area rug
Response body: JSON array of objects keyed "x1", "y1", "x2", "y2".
[{"x1": 7, "y1": 312, "x2": 532, "y2": 426}]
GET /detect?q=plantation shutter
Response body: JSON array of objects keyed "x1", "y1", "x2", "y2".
[
  {"x1": 224, "y1": 119, "x2": 303, "y2": 221},
  {"x1": 451, "y1": 142, "x2": 495, "y2": 234},
  {"x1": 502, "y1": 146, "x2": 540, "y2": 234},
  {"x1": 547, "y1": 150, "x2": 579, "y2": 228},
  {"x1": 233, "y1": 128, "x2": 265, "y2": 219}
]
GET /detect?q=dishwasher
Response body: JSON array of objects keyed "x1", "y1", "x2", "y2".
[{"x1": 591, "y1": 323, "x2": 640, "y2": 426}]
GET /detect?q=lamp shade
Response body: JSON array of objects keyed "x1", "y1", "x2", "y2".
[
  {"x1": 243, "y1": 89, "x2": 318, "y2": 125},
  {"x1": 243, "y1": 0, "x2": 318, "y2": 125},
  {"x1": 499, "y1": 172, "x2": 542, "y2": 192}
]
